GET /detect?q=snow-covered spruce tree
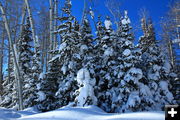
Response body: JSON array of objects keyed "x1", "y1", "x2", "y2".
[
  {"x1": 18, "y1": 17, "x2": 34, "y2": 108},
  {"x1": 37, "y1": 59, "x2": 59, "y2": 112},
  {"x1": 38, "y1": 0, "x2": 80, "y2": 111},
  {"x1": 79, "y1": 15, "x2": 94, "y2": 59},
  {"x1": 113, "y1": 42, "x2": 145, "y2": 112},
  {"x1": 93, "y1": 15, "x2": 106, "y2": 84},
  {"x1": 32, "y1": 36, "x2": 43, "y2": 106},
  {"x1": 74, "y1": 14, "x2": 97, "y2": 107},
  {"x1": 54, "y1": 0, "x2": 81, "y2": 108},
  {"x1": 0, "y1": 76, "x2": 13, "y2": 108},
  {"x1": 139, "y1": 19, "x2": 176, "y2": 110},
  {"x1": 95, "y1": 16, "x2": 106, "y2": 45},
  {"x1": 0, "y1": 76, "x2": 12, "y2": 108},
  {"x1": 78, "y1": 14, "x2": 97, "y2": 81},
  {"x1": 107, "y1": 11, "x2": 150, "y2": 113},
  {"x1": 0, "y1": 62, "x2": 18, "y2": 109},
  {"x1": 0, "y1": 52, "x2": 19, "y2": 109},
  {"x1": 95, "y1": 16, "x2": 119, "y2": 112},
  {"x1": 138, "y1": 17, "x2": 155, "y2": 52},
  {"x1": 117, "y1": 10, "x2": 134, "y2": 41}
]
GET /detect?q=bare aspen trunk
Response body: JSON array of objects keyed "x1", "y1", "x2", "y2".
[
  {"x1": 8, "y1": 45, "x2": 11, "y2": 84},
  {"x1": 24, "y1": 0, "x2": 37, "y2": 53},
  {"x1": 49, "y1": 0, "x2": 54, "y2": 58},
  {"x1": 0, "y1": 27, "x2": 5, "y2": 95},
  {"x1": 45, "y1": 46, "x2": 48, "y2": 72},
  {"x1": 41, "y1": 36, "x2": 45, "y2": 71},
  {"x1": 81, "y1": 0, "x2": 86, "y2": 24},
  {"x1": 0, "y1": 2, "x2": 23, "y2": 110},
  {"x1": 53, "y1": 0, "x2": 58, "y2": 49},
  {"x1": 38, "y1": 5, "x2": 50, "y2": 73},
  {"x1": 19, "y1": 3, "x2": 27, "y2": 41},
  {"x1": 45, "y1": 34, "x2": 49, "y2": 72},
  {"x1": 105, "y1": 0, "x2": 121, "y2": 28},
  {"x1": 168, "y1": 39, "x2": 175, "y2": 68},
  {"x1": 35, "y1": 35, "x2": 40, "y2": 54},
  {"x1": 3, "y1": 0, "x2": 11, "y2": 84}
]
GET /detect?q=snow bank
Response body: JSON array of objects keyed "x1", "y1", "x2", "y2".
[
  {"x1": 0, "y1": 107, "x2": 38, "y2": 120},
  {"x1": 0, "y1": 106, "x2": 164, "y2": 120}
]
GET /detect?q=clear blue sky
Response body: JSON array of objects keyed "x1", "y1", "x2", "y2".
[
  {"x1": 70, "y1": 0, "x2": 174, "y2": 40},
  {"x1": 33, "y1": 0, "x2": 174, "y2": 40}
]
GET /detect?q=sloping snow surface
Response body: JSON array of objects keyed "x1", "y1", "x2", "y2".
[{"x1": 0, "y1": 106, "x2": 164, "y2": 120}]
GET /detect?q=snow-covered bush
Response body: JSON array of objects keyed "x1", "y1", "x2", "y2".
[{"x1": 75, "y1": 68, "x2": 97, "y2": 106}]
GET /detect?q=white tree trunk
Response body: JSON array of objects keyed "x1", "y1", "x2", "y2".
[
  {"x1": 0, "y1": 2, "x2": 23, "y2": 110},
  {"x1": 8, "y1": 44, "x2": 11, "y2": 84},
  {"x1": 53, "y1": 0, "x2": 58, "y2": 49},
  {"x1": 0, "y1": 27, "x2": 5, "y2": 96},
  {"x1": 20, "y1": 3, "x2": 27, "y2": 39},
  {"x1": 24, "y1": 0, "x2": 37, "y2": 53},
  {"x1": 168, "y1": 39, "x2": 175, "y2": 68},
  {"x1": 81, "y1": 0, "x2": 86, "y2": 25},
  {"x1": 49, "y1": 0, "x2": 54, "y2": 58}
]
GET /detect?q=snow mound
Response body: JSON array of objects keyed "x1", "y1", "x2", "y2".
[
  {"x1": 0, "y1": 107, "x2": 39, "y2": 120},
  {"x1": 18, "y1": 106, "x2": 164, "y2": 120},
  {"x1": 0, "y1": 106, "x2": 164, "y2": 120}
]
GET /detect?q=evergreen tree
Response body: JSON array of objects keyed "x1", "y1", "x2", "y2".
[
  {"x1": 117, "y1": 10, "x2": 133, "y2": 41},
  {"x1": 32, "y1": 36, "x2": 42, "y2": 106},
  {"x1": 95, "y1": 16, "x2": 106, "y2": 44},
  {"x1": 18, "y1": 17, "x2": 34, "y2": 108},
  {"x1": 54, "y1": 0, "x2": 80, "y2": 108},
  {"x1": 109, "y1": 11, "x2": 147, "y2": 113},
  {"x1": 0, "y1": 61, "x2": 18, "y2": 109},
  {"x1": 112, "y1": 40, "x2": 145, "y2": 112},
  {"x1": 94, "y1": 15, "x2": 106, "y2": 87},
  {"x1": 138, "y1": 18, "x2": 155, "y2": 52},
  {"x1": 74, "y1": 14, "x2": 98, "y2": 106},
  {"x1": 79, "y1": 14, "x2": 96, "y2": 81},
  {"x1": 143, "y1": 44, "x2": 176, "y2": 110},
  {"x1": 7, "y1": 54, "x2": 19, "y2": 109},
  {"x1": 96, "y1": 16, "x2": 118, "y2": 112},
  {"x1": 138, "y1": 18, "x2": 176, "y2": 110},
  {"x1": 37, "y1": 59, "x2": 59, "y2": 111},
  {"x1": 38, "y1": 0, "x2": 80, "y2": 111}
]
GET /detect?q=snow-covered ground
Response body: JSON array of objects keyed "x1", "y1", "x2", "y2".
[
  {"x1": 0, "y1": 106, "x2": 165, "y2": 120},
  {"x1": 0, "y1": 107, "x2": 38, "y2": 120}
]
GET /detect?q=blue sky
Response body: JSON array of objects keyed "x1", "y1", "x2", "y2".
[
  {"x1": 32, "y1": 0, "x2": 174, "y2": 40},
  {"x1": 70, "y1": 0, "x2": 174, "y2": 40}
]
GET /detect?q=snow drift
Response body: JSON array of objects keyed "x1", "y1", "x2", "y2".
[{"x1": 0, "y1": 106, "x2": 164, "y2": 120}]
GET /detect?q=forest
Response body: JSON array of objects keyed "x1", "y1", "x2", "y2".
[{"x1": 0, "y1": 0, "x2": 179, "y2": 116}]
